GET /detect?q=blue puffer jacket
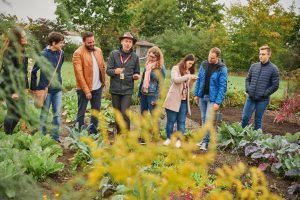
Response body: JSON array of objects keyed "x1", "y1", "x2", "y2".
[
  {"x1": 246, "y1": 61, "x2": 279, "y2": 100},
  {"x1": 30, "y1": 46, "x2": 64, "y2": 93},
  {"x1": 138, "y1": 65, "x2": 166, "y2": 101},
  {"x1": 194, "y1": 60, "x2": 228, "y2": 105}
]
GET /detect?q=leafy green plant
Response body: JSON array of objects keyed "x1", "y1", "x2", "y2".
[
  {"x1": 223, "y1": 90, "x2": 246, "y2": 108},
  {"x1": 218, "y1": 123, "x2": 300, "y2": 179},
  {"x1": 65, "y1": 125, "x2": 103, "y2": 170},
  {"x1": 0, "y1": 131, "x2": 64, "y2": 181},
  {"x1": 21, "y1": 147, "x2": 64, "y2": 181},
  {"x1": 0, "y1": 159, "x2": 43, "y2": 200},
  {"x1": 62, "y1": 88, "x2": 78, "y2": 123}
]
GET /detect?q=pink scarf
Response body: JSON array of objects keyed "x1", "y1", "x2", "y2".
[{"x1": 142, "y1": 62, "x2": 156, "y2": 93}]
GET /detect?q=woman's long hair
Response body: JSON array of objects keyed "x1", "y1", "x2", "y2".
[
  {"x1": 178, "y1": 54, "x2": 195, "y2": 76},
  {"x1": 8, "y1": 27, "x2": 24, "y2": 48},
  {"x1": 146, "y1": 46, "x2": 164, "y2": 69}
]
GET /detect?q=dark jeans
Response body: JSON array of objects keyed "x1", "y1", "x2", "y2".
[
  {"x1": 242, "y1": 97, "x2": 270, "y2": 130},
  {"x1": 111, "y1": 94, "x2": 132, "y2": 133},
  {"x1": 76, "y1": 87, "x2": 103, "y2": 134},
  {"x1": 165, "y1": 100, "x2": 188, "y2": 139},
  {"x1": 139, "y1": 93, "x2": 156, "y2": 114},
  {"x1": 4, "y1": 96, "x2": 24, "y2": 134}
]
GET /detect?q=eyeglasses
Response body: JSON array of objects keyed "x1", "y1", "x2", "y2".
[{"x1": 149, "y1": 55, "x2": 157, "y2": 59}]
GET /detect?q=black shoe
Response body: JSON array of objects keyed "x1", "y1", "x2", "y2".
[{"x1": 138, "y1": 137, "x2": 146, "y2": 145}]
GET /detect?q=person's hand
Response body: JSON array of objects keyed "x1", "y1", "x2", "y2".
[
  {"x1": 11, "y1": 93, "x2": 19, "y2": 100},
  {"x1": 213, "y1": 103, "x2": 219, "y2": 111},
  {"x1": 194, "y1": 96, "x2": 199, "y2": 105},
  {"x1": 86, "y1": 93, "x2": 92, "y2": 100},
  {"x1": 133, "y1": 74, "x2": 140, "y2": 80},
  {"x1": 115, "y1": 68, "x2": 124, "y2": 75},
  {"x1": 151, "y1": 101, "x2": 156, "y2": 106},
  {"x1": 190, "y1": 75, "x2": 198, "y2": 80}
]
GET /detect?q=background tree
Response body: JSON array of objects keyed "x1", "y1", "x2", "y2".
[
  {"x1": 55, "y1": 0, "x2": 133, "y2": 56},
  {"x1": 178, "y1": 0, "x2": 224, "y2": 29},
  {"x1": 27, "y1": 18, "x2": 66, "y2": 49},
  {"x1": 131, "y1": 0, "x2": 182, "y2": 37},
  {"x1": 153, "y1": 28, "x2": 212, "y2": 67},
  {"x1": 224, "y1": 0, "x2": 295, "y2": 70}
]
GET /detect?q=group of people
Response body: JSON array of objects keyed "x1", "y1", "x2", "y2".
[{"x1": 1, "y1": 27, "x2": 280, "y2": 151}]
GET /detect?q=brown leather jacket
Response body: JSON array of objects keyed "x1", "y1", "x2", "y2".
[{"x1": 73, "y1": 46, "x2": 106, "y2": 95}]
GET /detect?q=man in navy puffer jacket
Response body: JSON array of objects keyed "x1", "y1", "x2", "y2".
[{"x1": 242, "y1": 45, "x2": 279, "y2": 130}]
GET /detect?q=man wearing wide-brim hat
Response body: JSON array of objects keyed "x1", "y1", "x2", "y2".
[{"x1": 106, "y1": 32, "x2": 140, "y2": 133}]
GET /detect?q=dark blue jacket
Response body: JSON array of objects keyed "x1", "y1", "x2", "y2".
[
  {"x1": 194, "y1": 60, "x2": 228, "y2": 105},
  {"x1": 30, "y1": 47, "x2": 64, "y2": 93},
  {"x1": 138, "y1": 65, "x2": 166, "y2": 101},
  {"x1": 245, "y1": 61, "x2": 279, "y2": 100}
]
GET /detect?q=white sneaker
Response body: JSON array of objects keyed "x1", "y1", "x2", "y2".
[
  {"x1": 200, "y1": 143, "x2": 207, "y2": 151},
  {"x1": 163, "y1": 138, "x2": 171, "y2": 146},
  {"x1": 196, "y1": 141, "x2": 202, "y2": 147},
  {"x1": 175, "y1": 140, "x2": 181, "y2": 148}
]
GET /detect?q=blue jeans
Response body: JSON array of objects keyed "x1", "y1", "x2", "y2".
[
  {"x1": 165, "y1": 100, "x2": 188, "y2": 139},
  {"x1": 140, "y1": 94, "x2": 156, "y2": 114},
  {"x1": 76, "y1": 87, "x2": 103, "y2": 134},
  {"x1": 242, "y1": 97, "x2": 269, "y2": 130},
  {"x1": 40, "y1": 91, "x2": 62, "y2": 141},
  {"x1": 199, "y1": 95, "x2": 214, "y2": 145}
]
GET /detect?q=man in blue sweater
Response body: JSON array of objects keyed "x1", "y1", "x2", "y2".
[{"x1": 242, "y1": 45, "x2": 280, "y2": 130}]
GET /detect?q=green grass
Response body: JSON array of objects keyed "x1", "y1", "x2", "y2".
[
  {"x1": 61, "y1": 61, "x2": 287, "y2": 99},
  {"x1": 61, "y1": 61, "x2": 76, "y2": 91},
  {"x1": 227, "y1": 75, "x2": 287, "y2": 99}
]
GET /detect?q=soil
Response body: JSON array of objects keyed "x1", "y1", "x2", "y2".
[
  {"x1": 188, "y1": 106, "x2": 300, "y2": 135},
  {"x1": 189, "y1": 105, "x2": 300, "y2": 200},
  {"x1": 42, "y1": 106, "x2": 300, "y2": 199}
]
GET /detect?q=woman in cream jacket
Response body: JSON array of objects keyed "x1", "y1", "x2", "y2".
[{"x1": 163, "y1": 54, "x2": 197, "y2": 148}]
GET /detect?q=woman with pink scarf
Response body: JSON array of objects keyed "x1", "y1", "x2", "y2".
[{"x1": 138, "y1": 46, "x2": 166, "y2": 114}]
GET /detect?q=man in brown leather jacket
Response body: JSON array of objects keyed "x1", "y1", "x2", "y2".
[{"x1": 73, "y1": 31, "x2": 106, "y2": 134}]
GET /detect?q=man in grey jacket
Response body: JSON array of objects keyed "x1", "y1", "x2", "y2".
[
  {"x1": 106, "y1": 32, "x2": 140, "y2": 133},
  {"x1": 242, "y1": 45, "x2": 280, "y2": 130}
]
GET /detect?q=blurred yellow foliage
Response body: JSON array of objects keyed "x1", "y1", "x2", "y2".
[{"x1": 75, "y1": 74, "x2": 282, "y2": 200}]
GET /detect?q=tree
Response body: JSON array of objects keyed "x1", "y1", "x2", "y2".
[
  {"x1": 27, "y1": 18, "x2": 66, "y2": 48},
  {"x1": 131, "y1": 0, "x2": 182, "y2": 37},
  {"x1": 55, "y1": 0, "x2": 133, "y2": 56},
  {"x1": 178, "y1": 0, "x2": 224, "y2": 29},
  {"x1": 153, "y1": 28, "x2": 212, "y2": 67},
  {"x1": 224, "y1": 0, "x2": 295, "y2": 70}
]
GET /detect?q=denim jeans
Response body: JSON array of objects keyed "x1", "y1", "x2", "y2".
[
  {"x1": 111, "y1": 94, "x2": 132, "y2": 133},
  {"x1": 199, "y1": 95, "x2": 215, "y2": 145},
  {"x1": 242, "y1": 97, "x2": 270, "y2": 130},
  {"x1": 40, "y1": 91, "x2": 62, "y2": 141},
  {"x1": 76, "y1": 87, "x2": 103, "y2": 134},
  {"x1": 165, "y1": 100, "x2": 188, "y2": 139},
  {"x1": 139, "y1": 94, "x2": 156, "y2": 114}
]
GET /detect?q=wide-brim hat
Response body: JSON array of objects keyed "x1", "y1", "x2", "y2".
[{"x1": 119, "y1": 32, "x2": 137, "y2": 44}]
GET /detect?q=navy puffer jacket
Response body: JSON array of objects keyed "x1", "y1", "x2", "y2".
[{"x1": 245, "y1": 61, "x2": 279, "y2": 100}]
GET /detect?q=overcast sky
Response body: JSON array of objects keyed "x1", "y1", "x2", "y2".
[{"x1": 0, "y1": 0, "x2": 299, "y2": 20}]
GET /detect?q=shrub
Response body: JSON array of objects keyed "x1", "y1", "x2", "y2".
[{"x1": 63, "y1": 42, "x2": 80, "y2": 61}]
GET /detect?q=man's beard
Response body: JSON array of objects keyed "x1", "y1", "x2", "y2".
[{"x1": 86, "y1": 45, "x2": 94, "y2": 51}]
